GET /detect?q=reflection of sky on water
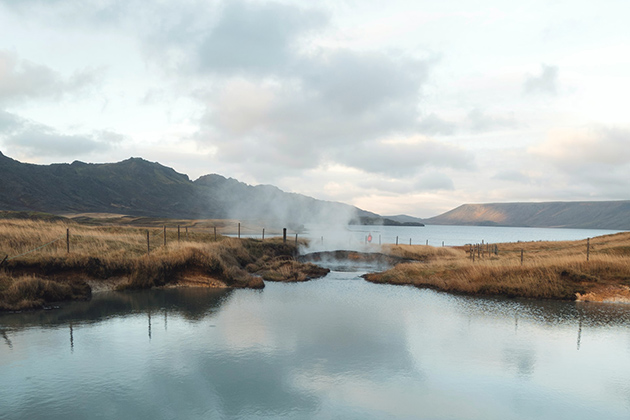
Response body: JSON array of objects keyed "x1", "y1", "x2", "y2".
[{"x1": 1, "y1": 279, "x2": 630, "y2": 419}]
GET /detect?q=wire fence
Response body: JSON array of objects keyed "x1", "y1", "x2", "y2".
[
  {"x1": 0, "y1": 218, "x2": 604, "y2": 266},
  {"x1": 0, "y1": 221, "x2": 303, "y2": 265}
]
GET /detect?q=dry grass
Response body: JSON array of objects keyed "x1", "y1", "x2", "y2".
[
  {"x1": 0, "y1": 273, "x2": 91, "y2": 311},
  {"x1": 0, "y1": 219, "x2": 306, "y2": 310},
  {"x1": 366, "y1": 232, "x2": 630, "y2": 300},
  {"x1": 246, "y1": 256, "x2": 330, "y2": 282},
  {"x1": 381, "y1": 244, "x2": 465, "y2": 261}
]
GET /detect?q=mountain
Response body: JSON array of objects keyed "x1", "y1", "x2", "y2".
[
  {"x1": 426, "y1": 201, "x2": 630, "y2": 230},
  {"x1": 383, "y1": 214, "x2": 426, "y2": 225},
  {"x1": 0, "y1": 152, "x2": 378, "y2": 225}
]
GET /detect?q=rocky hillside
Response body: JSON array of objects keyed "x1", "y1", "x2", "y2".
[{"x1": 0, "y1": 152, "x2": 377, "y2": 224}]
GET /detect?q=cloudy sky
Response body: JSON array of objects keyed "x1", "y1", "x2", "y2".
[{"x1": 1, "y1": 0, "x2": 629, "y2": 217}]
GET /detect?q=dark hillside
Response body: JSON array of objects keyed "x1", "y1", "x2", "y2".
[{"x1": 0, "y1": 152, "x2": 373, "y2": 224}]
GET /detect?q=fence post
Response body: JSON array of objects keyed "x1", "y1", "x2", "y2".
[
  {"x1": 147, "y1": 230, "x2": 150, "y2": 255},
  {"x1": 163, "y1": 226, "x2": 166, "y2": 247},
  {"x1": 283, "y1": 228, "x2": 287, "y2": 243},
  {"x1": 238, "y1": 222, "x2": 241, "y2": 239},
  {"x1": 409, "y1": 238, "x2": 412, "y2": 245},
  {"x1": 214, "y1": 226, "x2": 217, "y2": 241},
  {"x1": 186, "y1": 226, "x2": 188, "y2": 240},
  {"x1": 178, "y1": 225, "x2": 180, "y2": 243},
  {"x1": 396, "y1": 236, "x2": 398, "y2": 245},
  {"x1": 426, "y1": 239, "x2": 428, "y2": 246},
  {"x1": 379, "y1": 235, "x2": 381, "y2": 245},
  {"x1": 295, "y1": 233, "x2": 298, "y2": 246},
  {"x1": 521, "y1": 249, "x2": 524, "y2": 265},
  {"x1": 66, "y1": 228, "x2": 70, "y2": 254},
  {"x1": 262, "y1": 228, "x2": 265, "y2": 241},
  {"x1": 586, "y1": 238, "x2": 590, "y2": 261}
]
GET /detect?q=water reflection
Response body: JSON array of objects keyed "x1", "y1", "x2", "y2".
[
  {"x1": 1, "y1": 329, "x2": 12, "y2": 349},
  {"x1": 0, "y1": 287, "x2": 233, "y2": 328},
  {"x1": 0, "y1": 288, "x2": 233, "y2": 354},
  {"x1": 1, "y1": 280, "x2": 630, "y2": 420}
]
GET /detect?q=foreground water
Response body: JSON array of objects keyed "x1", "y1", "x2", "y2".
[{"x1": 2, "y1": 267, "x2": 630, "y2": 419}]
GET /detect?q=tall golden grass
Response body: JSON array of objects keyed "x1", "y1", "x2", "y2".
[
  {"x1": 0, "y1": 219, "x2": 314, "y2": 310},
  {"x1": 366, "y1": 232, "x2": 630, "y2": 300}
]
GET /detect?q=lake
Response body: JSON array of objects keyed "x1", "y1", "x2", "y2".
[
  {"x1": 302, "y1": 224, "x2": 625, "y2": 252},
  {"x1": 1, "y1": 226, "x2": 630, "y2": 419}
]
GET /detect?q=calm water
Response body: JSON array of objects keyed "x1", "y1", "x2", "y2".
[
  {"x1": 304, "y1": 224, "x2": 626, "y2": 251},
  {"x1": 2, "y1": 263, "x2": 630, "y2": 419}
]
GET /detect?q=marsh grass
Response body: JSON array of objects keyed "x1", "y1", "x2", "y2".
[
  {"x1": 247, "y1": 255, "x2": 330, "y2": 282},
  {"x1": 367, "y1": 232, "x2": 630, "y2": 300},
  {"x1": 0, "y1": 220, "x2": 308, "y2": 310}
]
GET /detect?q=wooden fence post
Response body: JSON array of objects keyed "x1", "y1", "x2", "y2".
[
  {"x1": 147, "y1": 230, "x2": 150, "y2": 255},
  {"x1": 521, "y1": 249, "x2": 524, "y2": 265},
  {"x1": 238, "y1": 223, "x2": 241, "y2": 239},
  {"x1": 262, "y1": 228, "x2": 265, "y2": 241},
  {"x1": 214, "y1": 226, "x2": 217, "y2": 241},
  {"x1": 396, "y1": 236, "x2": 399, "y2": 245},
  {"x1": 295, "y1": 233, "x2": 298, "y2": 246},
  {"x1": 178, "y1": 225, "x2": 180, "y2": 243},
  {"x1": 587, "y1": 238, "x2": 590, "y2": 262},
  {"x1": 409, "y1": 238, "x2": 412, "y2": 245},
  {"x1": 283, "y1": 228, "x2": 287, "y2": 243},
  {"x1": 66, "y1": 228, "x2": 70, "y2": 254},
  {"x1": 163, "y1": 226, "x2": 166, "y2": 247}
]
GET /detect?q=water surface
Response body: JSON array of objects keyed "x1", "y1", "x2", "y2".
[{"x1": 2, "y1": 271, "x2": 629, "y2": 419}]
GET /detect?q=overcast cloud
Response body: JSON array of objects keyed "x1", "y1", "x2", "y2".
[{"x1": 1, "y1": 0, "x2": 629, "y2": 217}]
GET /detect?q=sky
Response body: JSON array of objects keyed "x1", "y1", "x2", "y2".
[{"x1": 1, "y1": 0, "x2": 629, "y2": 218}]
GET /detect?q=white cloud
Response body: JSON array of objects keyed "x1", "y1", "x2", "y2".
[
  {"x1": 524, "y1": 64, "x2": 559, "y2": 96},
  {"x1": 3, "y1": 126, "x2": 123, "y2": 157},
  {"x1": 532, "y1": 126, "x2": 630, "y2": 169},
  {"x1": 2, "y1": 0, "x2": 630, "y2": 216}
]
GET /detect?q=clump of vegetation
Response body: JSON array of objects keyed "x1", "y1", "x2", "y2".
[
  {"x1": 247, "y1": 255, "x2": 329, "y2": 282},
  {"x1": 120, "y1": 240, "x2": 264, "y2": 290},
  {"x1": 0, "y1": 274, "x2": 90, "y2": 311},
  {"x1": 367, "y1": 232, "x2": 630, "y2": 300}
]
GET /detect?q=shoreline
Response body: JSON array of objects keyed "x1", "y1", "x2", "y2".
[{"x1": 3, "y1": 216, "x2": 630, "y2": 311}]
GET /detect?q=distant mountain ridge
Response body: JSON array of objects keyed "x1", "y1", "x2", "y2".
[
  {"x1": 426, "y1": 201, "x2": 630, "y2": 230},
  {"x1": 0, "y1": 152, "x2": 378, "y2": 225},
  {"x1": 3, "y1": 152, "x2": 629, "y2": 230}
]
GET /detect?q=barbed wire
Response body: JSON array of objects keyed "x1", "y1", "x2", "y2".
[{"x1": 6, "y1": 235, "x2": 66, "y2": 261}]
